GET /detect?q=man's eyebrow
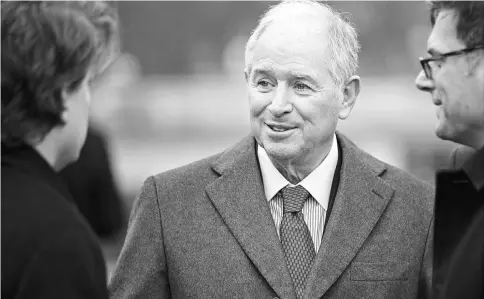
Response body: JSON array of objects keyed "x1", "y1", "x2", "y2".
[
  {"x1": 290, "y1": 71, "x2": 314, "y2": 80},
  {"x1": 251, "y1": 67, "x2": 274, "y2": 78},
  {"x1": 289, "y1": 71, "x2": 320, "y2": 85}
]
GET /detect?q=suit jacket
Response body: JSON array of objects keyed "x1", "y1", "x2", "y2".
[
  {"x1": 1, "y1": 144, "x2": 108, "y2": 299},
  {"x1": 434, "y1": 146, "x2": 484, "y2": 299},
  {"x1": 109, "y1": 132, "x2": 434, "y2": 299}
]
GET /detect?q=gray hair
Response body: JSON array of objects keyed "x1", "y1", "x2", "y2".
[{"x1": 245, "y1": 0, "x2": 360, "y2": 87}]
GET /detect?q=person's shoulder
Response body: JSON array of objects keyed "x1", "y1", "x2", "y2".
[
  {"x1": 339, "y1": 134, "x2": 433, "y2": 192},
  {"x1": 2, "y1": 172, "x2": 104, "y2": 275},
  {"x1": 384, "y1": 162, "x2": 434, "y2": 197},
  {"x1": 342, "y1": 136, "x2": 434, "y2": 211},
  {"x1": 4, "y1": 194, "x2": 96, "y2": 241},
  {"x1": 151, "y1": 150, "x2": 222, "y2": 185},
  {"x1": 130, "y1": 151, "x2": 224, "y2": 206},
  {"x1": 151, "y1": 136, "x2": 253, "y2": 185},
  {"x1": 371, "y1": 157, "x2": 434, "y2": 218},
  {"x1": 2, "y1": 169, "x2": 98, "y2": 246},
  {"x1": 2, "y1": 167, "x2": 68, "y2": 216},
  {"x1": 40, "y1": 221, "x2": 104, "y2": 258}
]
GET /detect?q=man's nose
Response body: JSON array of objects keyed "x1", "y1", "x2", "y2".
[
  {"x1": 268, "y1": 85, "x2": 292, "y2": 117},
  {"x1": 415, "y1": 70, "x2": 435, "y2": 93}
]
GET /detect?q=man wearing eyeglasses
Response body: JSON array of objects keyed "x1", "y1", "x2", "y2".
[{"x1": 415, "y1": 2, "x2": 484, "y2": 299}]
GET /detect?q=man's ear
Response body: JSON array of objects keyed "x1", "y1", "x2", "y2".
[
  {"x1": 338, "y1": 75, "x2": 360, "y2": 120},
  {"x1": 60, "y1": 88, "x2": 71, "y2": 123},
  {"x1": 244, "y1": 67, "x2": 249, "y2": 82}
]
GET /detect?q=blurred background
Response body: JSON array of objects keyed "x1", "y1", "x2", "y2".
[{"x1": 81, "y1": 1, "x2": 457, "y2": 278}]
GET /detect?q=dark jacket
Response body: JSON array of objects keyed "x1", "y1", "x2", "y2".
[
  {"x1": 1, "y1": 144, "x2": 108, "y2": 299},
  {"x1": 434, "y1": 146, "x2": 484, "y2": 299}
]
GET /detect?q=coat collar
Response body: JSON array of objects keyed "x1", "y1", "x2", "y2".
[
  {"x1": 461, "y1": 146, "x2": 484, "y2": 191},
  {"x1": 206, "y1": 134, "x2": 297, "y2": 299},
  {"x1": 211, "y1": 132, "x2": 387, "y2": 177},
  {"x1": 306, "y1": 132, "x2": 394, "y2": 298},
  {"x1": 2, "y1": 143, "x2": 74, "y2": 203},
  {"x1": 207, "y1": 132, "x2": 393, "y2": 298}
]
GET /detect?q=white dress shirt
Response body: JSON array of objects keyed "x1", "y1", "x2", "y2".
[{"x1": 257, "y1": 134, "x2": 339, "y2": 253}]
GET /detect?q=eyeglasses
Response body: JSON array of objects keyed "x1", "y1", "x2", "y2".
[{"x1": 419, "y1": 45, "x2": 484, "y2": 79}]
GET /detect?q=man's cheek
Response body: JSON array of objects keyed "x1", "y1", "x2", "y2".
[{"x1": 249, "y1": 98, "x2": 267, "y2": 117}]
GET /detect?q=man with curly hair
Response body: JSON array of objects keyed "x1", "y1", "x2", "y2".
[
  {"x1": 1, "y1": 1, "x2": 119, "y2": 298},
  {"x1": 416, "y1": 2, "x2": 484, "y2": 299}
]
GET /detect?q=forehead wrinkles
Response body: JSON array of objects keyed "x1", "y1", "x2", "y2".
[
  {"x1": 253, "y1": 41, "x2": 323, "y2": 64},
  {"x1": 248, "y1": 16, "x2": 329, "y2": 58},
  {"x1": 256, "y1": 21, "x2": 328, "y2": 58},
  {"x1": 269, "y1": 19, "x2": 327, "y2": 39},
  {"x1": 246, "y1": 15, "x2": 331, "y2": 80},
  {"x1": 252, "y1": 59, "x2": 320, "y2": 80},
  {"x1": 251, "y1": 47, "x2": 326, "y2": 81},
  {"x1": 263, "y1": 15, "x2": 329, "y2": 43}
]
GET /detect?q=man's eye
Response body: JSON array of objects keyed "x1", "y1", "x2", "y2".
[
  {"x1": 257, "y1": 80, "x2": 271, "y2": 87},
  {"x1": 429, "y1": 59, "x2": 444, "y2": 69},
  {"x1": 294, "y1": 82, "x2": 312, "y2": 92},
  {"x1": 255, "y1": 80, "x2": 274, "y2": 92}
]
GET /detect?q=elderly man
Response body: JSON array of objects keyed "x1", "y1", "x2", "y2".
[
  {"x1": 415, "y1": 2, "x2": 484, "y2": 299},
  {"x1": 110, "y1": 1, "x2": 433, "y2": 298}
]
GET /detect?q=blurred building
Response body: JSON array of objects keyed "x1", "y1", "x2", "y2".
[{"x1": 116, "y1": 2, "x2": 432, "y2": 76}]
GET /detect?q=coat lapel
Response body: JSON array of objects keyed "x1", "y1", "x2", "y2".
[
  {"x1": 307, "y1": 134, "x2": 395, "y2": 298},
  {"x1": 205, "y1": 136, "x2": 297, "y2": 299}
]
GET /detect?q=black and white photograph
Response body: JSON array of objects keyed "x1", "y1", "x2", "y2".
[{"x1": 2, "y1": 1, "x2": 483, "y2": 298}]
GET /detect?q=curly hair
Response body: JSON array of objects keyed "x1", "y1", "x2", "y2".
[
  {"x1": 429, "y1": 1, "x2": 484, "y2": 48},
  {"x1": 1, "y1": 1, "x2": 119, "y2": 147}
]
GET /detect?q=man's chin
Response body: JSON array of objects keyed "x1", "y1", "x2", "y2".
[
  {"x1": 435, "y1": 123, "x2": 456, "y2": 143},
  {"x1": 262, "y1": 141, "x2": 298, "y2": 160},
  {"x1": 435, "y1": 127, "x2": 448, "y2": 141}
]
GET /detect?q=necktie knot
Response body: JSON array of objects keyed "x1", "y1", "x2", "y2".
[{"x1": 281, "y1": 185, "x2": 309, "y2": 214}]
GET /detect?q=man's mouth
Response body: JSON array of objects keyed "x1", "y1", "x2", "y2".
[{"x1": 266, "y1": 123, "x2": 296, "y2": 132}]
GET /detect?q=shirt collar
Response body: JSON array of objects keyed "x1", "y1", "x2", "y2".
[
  {"x1": 462, "y1": 146, "x2": 484, "y2": 191},
  {"x1": 257, "y1": 134, "x2": 339, "y2": 210}
]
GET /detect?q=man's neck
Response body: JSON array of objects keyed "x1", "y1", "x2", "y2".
[
  {"x1": 269, "y1": 156, "x2": 322, "y2": 185},
  {"x1": 465, "y1": 131, "x2": 484, "y2": 150},
  {"x1": 33, "y1": 139, "x2": 61, "y2": 172},
  {"x1": 268, "y1": 140, "x2": 334, "y2": 185}
]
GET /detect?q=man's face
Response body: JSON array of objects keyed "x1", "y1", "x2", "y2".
[
  {"x1": 246, "y1": 18, "x2": 346, "y2": 166},
  {"x1": 415, "y1": 10, "x2": 484, "y2": 147}
]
